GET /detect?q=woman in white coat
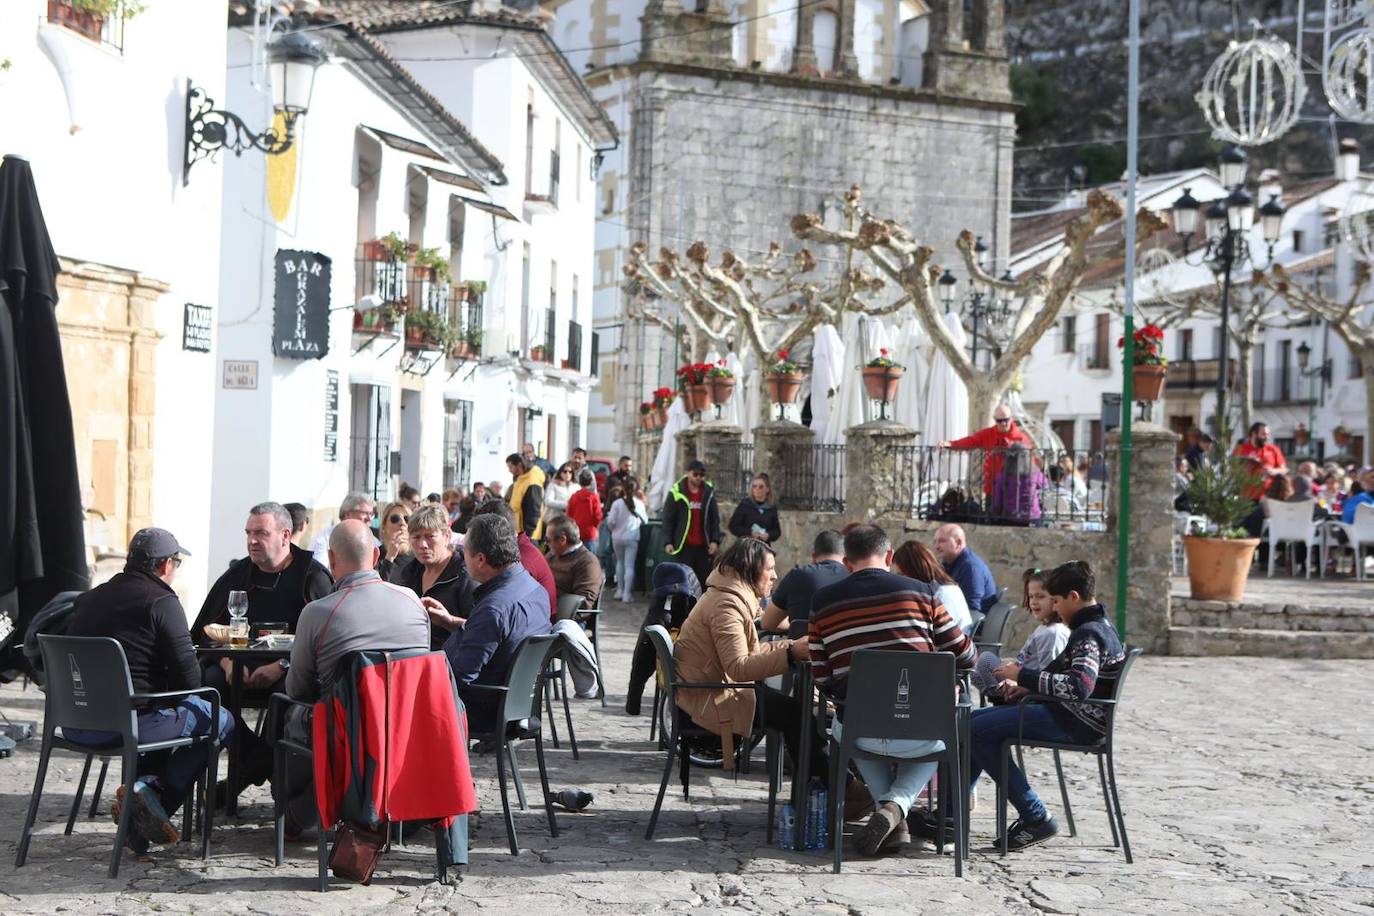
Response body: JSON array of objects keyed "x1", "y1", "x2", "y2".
[{"x1": 605, "y1": 477, "x2": 648, "y2": 602}]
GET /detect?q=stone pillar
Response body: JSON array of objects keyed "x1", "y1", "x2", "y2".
[
  {"x1": 792, "y1": 5, "x2": 820, "y2": 75},
  {"x1": 972, "y1": 0, "x2": 1006, "y2": 55},
  {"x1": 836, "y1": 0, "x2": 860, "y2": 77},
  {"x1": 753, "y1": 421, "x2": 815, "y2": 508},
  {"x1": 1106, "y1": 422, "x2": 1180, "y2": 655},
  {"x1": 928, "y1": 0, "x2": 963, "y2": 52},
  {"x1": 843, "y1": 420, "x2": 918, "y2": 521},
  {"x1": 689, "y1": 422, "x2": 743, "y2": 478},
  {"x1": 126, "y1": 278, "x2": 165, "y2": 538}
]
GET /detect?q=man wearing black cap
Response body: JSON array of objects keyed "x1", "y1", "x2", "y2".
[
  {"x1": 661, "y1": 460, "x2": 722, "y2": 587},
  {"x1": 64, "y1": 528, "x2": 234, "y2": 853}
]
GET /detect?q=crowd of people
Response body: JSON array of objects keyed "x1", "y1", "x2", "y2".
[
  {"x1": 1175, "y1": 421, "x2": 1374, "y2": 573},
  {"x1": 650, "y1": 515, "x2": 1123, "y2": 857}
]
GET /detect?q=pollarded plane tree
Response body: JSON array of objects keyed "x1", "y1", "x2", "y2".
[
  {"x1": 622, "y1": 187, "x2": 905, "y2": 371},
  {"x1": 792, "y1": 186, "x2": 1151, "y2": 424}
]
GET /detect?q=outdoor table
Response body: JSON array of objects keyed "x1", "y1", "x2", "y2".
[{"x1": 195, "y1": 642, "x2": 292, "y2": 816}]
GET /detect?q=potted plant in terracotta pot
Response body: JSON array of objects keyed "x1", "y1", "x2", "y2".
[
  {"x1": 652, "y1": 386, "x2": 673, "y2": 425},
  {"x1": 413, "y1": 246, "x2": 451, "y2": 282},
  {"x1": 862, "y1": 348, "x2": 904, "y2": 402},
  {"x1": 640, "y1": 401, "x2": 656, "y2": 431},
  {"x1": 708, "y1": 359, "x2": 736, "y2": 405},
  {"x1": 1182, "y1": 456, "x2": 1263, "y2": 601},
  {"x1": 765, "y1": 349, "x2": 803, "y2": 405},
  {"x1": 1118, "y1": 322, "x2": 1168, "y2": 400},
  {"x1": 676, "y1": 362, "x2": 714, "y2": 415}
]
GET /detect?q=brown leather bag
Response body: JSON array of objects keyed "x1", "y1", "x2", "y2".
[{"x1": 328, "y1": 822, "x2": 387, "y2": 884}]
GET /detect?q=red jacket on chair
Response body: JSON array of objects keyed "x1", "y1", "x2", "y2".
[{"x1": 312, "y1": 648, "x2": 477, "y2": 830}]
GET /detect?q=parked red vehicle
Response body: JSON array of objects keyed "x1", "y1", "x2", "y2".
[{"x1": 586, "y1": 456, "x2": 614, "y2": 497}]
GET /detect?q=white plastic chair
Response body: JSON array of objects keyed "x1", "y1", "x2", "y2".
[
  {"x1": 1262, "y1": 498, "x2": 1322, "y2": 578},
  {"x1": 1339, "y1": 502, "x2": 1374, "y2": 581}
]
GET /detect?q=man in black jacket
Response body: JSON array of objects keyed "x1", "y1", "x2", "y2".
[
  {"x1": 65, "y1": 528, "x2": 233, "y2": 853},
  {"x1": 660, "y1": 460, "x2": 722, "y2": 587},
  {"x1": 193, "y1": 501, "x2": 331, "y2": 791}
]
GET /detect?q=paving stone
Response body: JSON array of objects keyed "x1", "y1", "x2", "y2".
[{"x1": 2, "y1": 600, "x2": 1372, "y2": 914}]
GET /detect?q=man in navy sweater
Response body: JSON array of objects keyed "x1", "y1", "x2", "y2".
[
  {"x1": 966, "y1": 560, "x2": 1125, "y2": 850},
  {"x1": 934, "y1": 524, "x2": 998, "y2": 614},
  {"x1": 433, "y1": 513, "x2": 551, "y2": 733}
]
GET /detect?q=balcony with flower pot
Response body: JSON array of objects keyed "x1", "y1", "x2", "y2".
[{"x1": 353, "y1": 232, "x2": 414, "y2": 352}]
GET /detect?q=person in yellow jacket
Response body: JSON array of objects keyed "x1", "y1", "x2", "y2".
[{"x1": 505, "y1": 453, "x2": 546, "y2": 540}]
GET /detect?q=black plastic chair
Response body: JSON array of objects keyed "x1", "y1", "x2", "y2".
[
  {"x1": 542, "y1": 595, "x2": 587, "y2": 757},
  {"x1": 997, "y1": 646, "x2": 1143, "y2": 862},
  {"x1": 826, "y1": 650, "x2": 965, "y2": 875},
  {"x1": 269, "y1": 693, "x2": 330, "y2": 891},
  {"x1": 974, "y1": 599, "x2": 1015, "y2": 656},
  {"x1": 466, "y1": 634, "x2": 561, "y2": 855},
  {"x1": 16, "y1": 635, "x2": 222, "y2": 877},
  {"x1": 643, "y1": 625, "x2": 779, "y2": 841},
  {"x1": 647, "y1": 592, "x2": 696, "y2": 746},
  {"x1": 557, "y1": 595, "x2": 606, "y2": 708}
]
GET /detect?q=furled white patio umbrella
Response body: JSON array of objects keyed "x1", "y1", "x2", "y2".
[
  {"x1": 648, "y1": 397, "x2": 692, "y2": 511},
  {"x1": 809, "y1": 323, "x2": 845, "y2": 442},
  {"x1": 923, "y1": 310, "x2": 969, "y2": 446}
]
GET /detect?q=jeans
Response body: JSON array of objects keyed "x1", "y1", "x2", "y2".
[
  {"x1": 613, "y1": 538, "x2": 640, "y2": 599},
  {"x1": 67, "y1": 696, "x2": 233, "y2": 815},
  {"x1": 831, "y1": 718, "x2": 940, "y2": 812},
  {"x1": 968, "y1": 703, "x2": 1073, "y2": 824}
]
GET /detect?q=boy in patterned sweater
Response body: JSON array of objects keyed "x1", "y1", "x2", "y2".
[{"x1": 966, "y1": 560, "x2": 1126, "y2": 850}]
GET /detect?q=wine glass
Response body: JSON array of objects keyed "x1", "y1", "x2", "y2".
[
  {"x1": 227, "y1": 590, "x2": 249, "y2": 647},
  {"x1": 227, "y1": 590, "x2": 248, "y2": 620}
]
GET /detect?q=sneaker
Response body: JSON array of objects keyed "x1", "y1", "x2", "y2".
[
  {"x1": 998, "y1": 814, "x2": 1058, "y2": 851},
  {"x1": 129, "y1": 778, "x2": 180, "y2": 846},
  {"x1": 854, "y1": 801, "x2": 904, "y2": 857},
  {"x1": 879, "y1": 818, "x2": 911, "y2": 853},
  {"x1": 907, "y1": 807, "x2": 955, "y2": 843}
]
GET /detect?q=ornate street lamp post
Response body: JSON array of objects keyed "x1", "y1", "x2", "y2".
[
  {"x1": 183, "y1": 26, "x2": 327, "y2": 185},
  {"x1": 938, "y1": 236, "x2": 1016, "y2": 368},
  {"x1": 1171, "y1": 145, "x2": 1286, "y2": 442},
  {"x1": 1296, "y1": 339, "x2": 1333, "y2": 453}
]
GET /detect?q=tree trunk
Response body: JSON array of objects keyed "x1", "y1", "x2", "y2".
[
  {"x1": 1234, "y1": 338, "x2": 1253, "y2": 436},
  {"x1": 966, "y1": 378, "x2": 1001, "y2": 432},
  {"x1": 1364, "y1": 357, "x2": 1374, "y2": 465}
]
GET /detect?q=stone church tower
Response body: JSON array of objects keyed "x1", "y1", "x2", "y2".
[{"x1": 549, "y1": 0, "x2": 1014, "y2": 453}]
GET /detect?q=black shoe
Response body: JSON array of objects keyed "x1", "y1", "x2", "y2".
[
  {"x1": 471, "y1": 738, "x2": 499, "y2": 755},
  {"x1": 907, "y1": 807, "x2": 955, "y2": 843},
  {"x1": 624, "y1": 695, "x2": 642, "y2": 717},
  {"x1": 998, "y1": 815, "x2": 1058, "y2": 851}
]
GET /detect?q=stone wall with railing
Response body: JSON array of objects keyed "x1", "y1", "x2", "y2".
[{"x1": 674, "y1": 417, "x2": 1178, "y2": 653}]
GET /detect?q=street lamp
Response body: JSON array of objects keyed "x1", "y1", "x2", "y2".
[
  {"x1": 183, "y1": 25, "x2": 328, "y2": 185},
  {"x1": 937, "y1": 240, "x2": 1015, "y2": 369},
  {"x1": 1296, "y1": 339, "x2": 1333, "y2": 452},
  {"x1": 1171, "y1": 144, "x2": 1286, "y2": 441}
]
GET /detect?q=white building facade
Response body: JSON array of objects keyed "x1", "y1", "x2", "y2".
[
  {"x1": 0, "y1": 1, "x2": 227, "y2": 608},
  {"x1": 1012, "y1": 151, "x2": 1371, "y2": 464},
  {"x1": 206, "y1": 4, "x2": 615, "y2": 575}
]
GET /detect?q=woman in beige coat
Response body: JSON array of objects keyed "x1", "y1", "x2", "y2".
[{"x1": 673, "y1": 538, "x2": 826, "y2": 777}]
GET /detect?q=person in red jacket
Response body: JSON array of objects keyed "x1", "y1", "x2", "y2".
[
  {"x1": 938, "y1": 405, "x2": 1035, "y2": 497},
  {"x1": 1233, "y1": 421, "x2": 1287, "y2": 500},
  {"x1": 567, "y1": 468, "x2": 605, "y2": 552}
]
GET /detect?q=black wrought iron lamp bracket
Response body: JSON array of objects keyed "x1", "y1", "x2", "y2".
[{"x1": 183, "y1": 80, "x2": 298, "y2": 186}]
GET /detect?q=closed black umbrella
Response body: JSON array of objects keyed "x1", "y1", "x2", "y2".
[{"x1": 0, "y1": 154, "x2": 89, "y2": 668}]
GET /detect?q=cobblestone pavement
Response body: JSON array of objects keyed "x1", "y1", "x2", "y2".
[{"x1": 1, "y1": 597, "x2": 1371, "y2": 915}]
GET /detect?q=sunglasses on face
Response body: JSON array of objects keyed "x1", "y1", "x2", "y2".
[
  {"x1": 389, "y1": 514, "x2": 405, "y2": 525},
  {"x1": 994, "y1": 417, "x2": 1011, "y2": 424}
]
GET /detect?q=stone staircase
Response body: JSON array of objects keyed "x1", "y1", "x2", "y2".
[{"x1": 1170, "y1": 592, "x2": 1374, "y2": 658}]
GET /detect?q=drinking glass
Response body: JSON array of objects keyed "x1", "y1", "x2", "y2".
[
  {"x1": 227, "y1": 590, "x2": 249, "y2": 647},
  {"x1": 227, "y1": 590, "x2": 248, "y2": 620}
]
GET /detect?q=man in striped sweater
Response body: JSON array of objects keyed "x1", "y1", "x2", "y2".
[{"x1": 809, "y1": 525, "x2": 975, "y2": 856}]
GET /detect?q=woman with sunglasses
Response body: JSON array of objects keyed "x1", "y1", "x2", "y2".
[
  {"x1": 376, "y1": 501, "x2": 414, "y2": 581},
  {"x1": 545, "y1": 462, "x2": 577, "y2": 521}
]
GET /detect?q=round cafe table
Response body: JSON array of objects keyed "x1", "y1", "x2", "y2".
[{"x1": 194, "y1": 642, "x2": 291, "y2": 816}]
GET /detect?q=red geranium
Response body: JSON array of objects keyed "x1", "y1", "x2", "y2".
[{"x1": 1117, "y1": 323, "x2": 1167, "y2": 367}]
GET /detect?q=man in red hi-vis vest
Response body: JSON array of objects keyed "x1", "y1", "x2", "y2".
[{"x1": 938, "y1": 405, "x2": 1035, "y2": 497}]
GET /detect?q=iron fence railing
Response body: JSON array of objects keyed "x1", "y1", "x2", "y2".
[
  {"x1": 713, "y1": 442, "x2": 755, "y2": 503},
  {"x1": 775, "y1": 443, "x2": 846, "y2": 512},
  {"x1": 886, "y1": 445, "x2": 1109, "y2": 527}
]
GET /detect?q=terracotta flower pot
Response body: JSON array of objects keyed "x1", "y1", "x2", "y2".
[
  {"x1": 654, "y1": 406, "x2": 669, "y2": 426},
  {"x1": 709, "y1": 376, "x2": 736, "y2": 405},
  {"x1": 1183, "y1": 535, "x2": 1259, "y2": 601},
  {"x1": 451, "y1": 340, "x2": 475, "y2": 359},
  {"x1": 1133, "y1": 364, "x2": 1167, "y2": 401},
  {"x1": 765, "y1": 371, "x2": 804, "y2": 405},
  {"x1": 862, "y1": 366, "x2": 903, "y2": 402},
  {"x1": 687, "y1": 383, "x2": 713, "y2": 414}
]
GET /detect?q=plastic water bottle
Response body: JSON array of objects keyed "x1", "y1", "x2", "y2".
[
  {"x1": 776, "y1": 802, "x2": 795, "y2": 850},
  {"x1": 805, "y1": 780, "x2": 827, "y2": 849},
  {"x1": 814, "y1": 783, "x2": 829, "y2": 849}
]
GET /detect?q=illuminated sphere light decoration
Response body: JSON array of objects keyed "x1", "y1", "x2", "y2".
[
  {"x1": 1195, "y1": 37, "x2": 1307, "y2": 146},
  {"x1": 1324, "y1": 26, "x2": 1374, "y2": 123},
  {"x1": 1339, "y1": 181, "x2": 1374, "y2": 262}
]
